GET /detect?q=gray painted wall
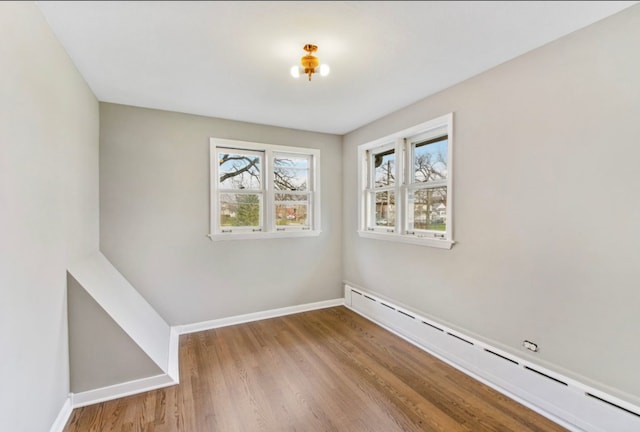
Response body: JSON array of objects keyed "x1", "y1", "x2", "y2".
[
  {"x1": 0, "y1": 3, "x2": 99, "y2": 431},
  {"x1": 68, "y1": 275, "x2": 162, "y2": 393},
  {"x1": 99, "y1": 103, "x2": 343, "y2": 325},
  {"x1": 3, "y1": 1, "x2": 639, "y2": 427},
  {"x1": 343, "y1": 5, "x2": 640, "y2": 406}
]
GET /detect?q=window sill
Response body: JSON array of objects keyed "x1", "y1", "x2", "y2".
[
  {"x1": 208, "y1": 230, "x2": 321, "y2": 241},
  {"x1": 358, "y1": 230, "x2": 454, "y2": 249}
]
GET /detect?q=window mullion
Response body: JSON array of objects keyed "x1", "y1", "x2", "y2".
[
  {"x1": 368, "y1": 150, "x2": 375, "y2": 189},
  {"x1": 258, "y1": 150, "x2": 266, "y2": 232},
  {"x1": 405, "y1": 137, "x2": 414, "y2": 234},
  {"x1": 398, "y1": 137, "x2": 408, "y2": 235},
  {"x1": 264, "y1": 149, "x2": 273, "y2": 232}
]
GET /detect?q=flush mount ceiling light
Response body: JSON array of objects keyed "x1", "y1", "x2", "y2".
[{"x1": 290, "y1": 44, "x2": 330, "y2": 81}]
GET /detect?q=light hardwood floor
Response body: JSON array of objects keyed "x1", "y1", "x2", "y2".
[{"x1": 64, "y1": 307, "x2": 567, "y2": 431}]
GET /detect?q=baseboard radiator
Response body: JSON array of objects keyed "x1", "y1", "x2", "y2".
[{"x1": 344, "y1": 284, "x2": 640, "y2": 432}]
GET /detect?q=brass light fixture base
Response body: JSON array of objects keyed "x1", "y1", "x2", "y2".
[
  {"x1": 290, "y1": 43, "x2": 328, "y2": 81},
  {"x1": 301, "y1": 44, "x2": 320, "y2": 81}
]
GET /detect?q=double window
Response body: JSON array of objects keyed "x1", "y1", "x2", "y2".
[
  {"x1": 210, "y1": 138, "x2": 320, "y2": 240},
  {"x1": 358, "y1": 113, "x2": 453, "y2": 249}
]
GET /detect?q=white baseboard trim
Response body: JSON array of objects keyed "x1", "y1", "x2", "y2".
[
  {"x1": 174, "y1": 298, "x2": 344, "y2": 335},
  {"x1": 64, "y1": 299, "x2": 343, "y2": 412},
  {"x1": 344, "y1": 284, "x2": 640, "y2": 432},
  {"x1": 71, "y1": 373, "x2": 178, "y2": 408},
  {"x1": 49, "y1": 396, "x2": 73, "y2": 432}
]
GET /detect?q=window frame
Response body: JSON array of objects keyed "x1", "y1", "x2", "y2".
[
  {"x1": 216, "y1": 147, "x2": 265, "y2": 233},
  {"x1": 357, "y1": 113, "x2": 454, "y2": 249},
  {"x1": 365, "y1": 142, "x2": 398, "y2": 233},
  {"x1": 210, "y1": 138, "x2": 321, "y2": 241}
]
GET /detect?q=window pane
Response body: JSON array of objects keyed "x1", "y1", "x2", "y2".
[
  {"x1": 219, "y1": 193, "x2": 261, "y2": 227},
  {"x1": 219, "y1": 152, "x2": 262, "y2": 190},
  {"x1": 413, "y1": 137, "x2": 447, "y2": 183},
  {"x1": 275, "y1": 204, "x2": 308, "y2": 226},
  {"x1": 375, "y1": 190, "x2": 395, "y2": 227},
  {"x1": 410, "y1": 187, "x2": 447, "y2": 231},
  {"x1": 274, "y1": 156, "x2": 309, "y2": 191},
  {"x1": 374, "y1": 148, "x2": 395, "y2": 187},
  {"x1": 275, "y1": 193, "x2": 309, "y2": 226}
]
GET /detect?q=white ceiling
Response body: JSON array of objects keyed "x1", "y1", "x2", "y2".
[{"x1": 37, "y1": 1, "x2": 637, "y2": 135}]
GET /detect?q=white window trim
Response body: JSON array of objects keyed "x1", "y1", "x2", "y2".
[
  {"x1": 209, "y1": 138, "x2": 321, "y2": 241},
  {"x1": 357, "y1": 113, "x2": 454, "y2": 249},
  {"x1": 364, "y1": 142, "x2": 397, "y2": 234}
]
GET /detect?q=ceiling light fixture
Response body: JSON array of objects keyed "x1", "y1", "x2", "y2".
[{"x1": 290, "y1": 44, "x2": 330, "y2": 81}]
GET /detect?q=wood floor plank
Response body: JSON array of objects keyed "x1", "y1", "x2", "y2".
[
  {"x1": 284, "y1": 312, "x2": 464, "y2": 431},
  {"x1": 64, "y1": 307, "x2": 567, "y2": 432}
]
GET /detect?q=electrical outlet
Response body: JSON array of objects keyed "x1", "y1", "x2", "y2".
[{"x1": 523, "y1": 340, "x2": 539, "y2": 352}]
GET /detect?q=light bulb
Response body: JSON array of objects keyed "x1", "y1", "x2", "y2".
[
  {"x1": 319, "y1": 64, "x2": 330, "y2": 77},
  {"x1": 290, "y1": 65, "x2": 300, "y2": 78}
]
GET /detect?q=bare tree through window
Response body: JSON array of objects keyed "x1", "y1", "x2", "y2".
[
  {"x1": 412, "y1": 137, "x2": 448, "y2": 231},
  {"x1": 218, "y1": 152, "x2": 311, "y2": 228},
  {"x1": 211, "y1": 139, "x2": 320, "y2": 237},
  {"x1": 218, "y1": 151, "x2": 262, "y2": 227},
  {"x1": 372, "y1": 148, "x2": 395, "y2": 226},
  {"x1": 274, "y1": 156, "x2": 310, "y2": 226}
]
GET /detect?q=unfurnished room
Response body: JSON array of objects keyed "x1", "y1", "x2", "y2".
[{"x1": 2, "y1": 1, "x2": 640, "y2": 431}]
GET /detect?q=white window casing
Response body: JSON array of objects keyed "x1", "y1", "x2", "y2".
[
  {"x1": 209, "y1": 138, "x2": 321, "y2": 240},
  {"x1": 357, "y1": 113, "x2": 454, "y2": 249}
]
